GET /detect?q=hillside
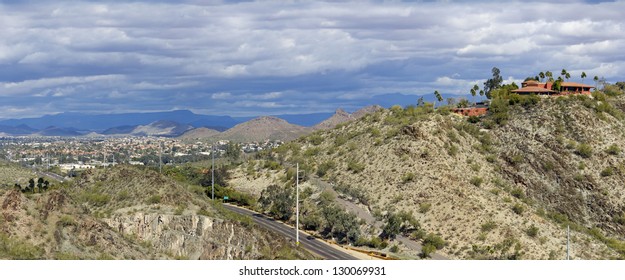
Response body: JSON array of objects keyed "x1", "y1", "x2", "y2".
[
  {"x1": 229, "y1": 93, "x2": 625, "y2": 259},
  {"x1": 103, "y1": 121, "x2": 193, "y2": 137},
  {"x1": 178, "y1": 127, "x2": 221, "y2": 140},
  {"x1": 211, "y1": 116, "x2": 311, "y2": 143},
  {"x1": 0, "y1": 164, "x2": 312, "y2": 259},
  {"x1": 313, "y1": 106, "x2": 383, "y2": 131}
]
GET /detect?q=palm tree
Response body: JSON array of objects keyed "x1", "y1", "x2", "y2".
[
  {"x1": 434, "y1": 90, "x2": 442, "y2": 108},
  {"x1": 581, "y1": 72, "x2": 587, "y2": 84},
  {"x1": 479, "y1": 89, "x2": 484, "y2": 99},
  {"x1": 471, "y1": 84, "x2": 479, "y2": 105},
  {"x1": 561, "y1": 69, "x2": 567, "y2": 77},
  {"x1": 565, "y1": 72, "x2": 571, "y2": 81},
  {"x1": 546, "y1": 71, "x2": 553, "y2": 82},
  {"x1": 539, "y1": 72, "x2": 545, "y2": 82},
  {"x1": 594, "y1": 76, "x2": 599, "y2": 90}
]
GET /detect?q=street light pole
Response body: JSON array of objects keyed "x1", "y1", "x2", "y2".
[
  {"x1": 211, "y1": 143, "x2": 215, "y2": 200},
  {"x1": 296, "y1": 162, "x2": 300, "y2": 246}
]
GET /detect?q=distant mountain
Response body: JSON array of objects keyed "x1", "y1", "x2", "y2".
[
  {"x1": 313, "y1": 105, "x2": 383, "y2": 131},
  {"x1": 272, "y1": 112, "x2": 334, "y2": 127},
  {"x1": 0, "y1": 110, "x2": 239, "y2": 131},
  {"x1": 0, "y1": 124, "x2": 38, "y2": 136},
  {"x1": 35, "y1": 126, "x2": 83, "y2": 137},
  {"x1": 103, "y1": 121, "x2": 193, "y2": 137},
  {"x1": 212, "y1": 116, "x2": 311, "y2": 143},
  {"x1": 178, "y1": 127, "x2": 221, "y2": 140}
]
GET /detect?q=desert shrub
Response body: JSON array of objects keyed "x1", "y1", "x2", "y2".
[
  {"x1": 447, "y1": 144, "x2": 458, "y2": 156},
  {"x1": 0, "y1": 233, "x2": 43, "y2": 260},
  {"x1": 419, "y1": 203, "x2": 431, "y2": 214},
  {"x1": 258, "y1": 184, "x2": 294, "y2": 221},
  {"x1": 481, "y1": 221, "x2": 497, "y2": 232},
  {"x1": 467, "y1": 116, "x2": 480, "y2": 123},
  {"x1": 81, "y1": 192, "x2": 111, "y2": 207},
  {"x1": 512, "y1": 203, "x2": 525, "y2": 215},
  {"x1": 263, "y1": 160, "x2": 281, "y2": 170},
  {"x1": 308, "y1": 134, "x2": 324, "y2": 146},
  {"x1": 526, "y1": 225, "x2": 539, "y2": 238},
  {"x1": 334, "y1": 135, "x2": 348, "y2": 146},
  {"x1": 421, "y1": 244, "x2": 436, "y2": 258},
  {"x1": 58, "y1": 215, "x2": 77, "y2": 227},
  {"x1": 510, "y1": 188, "x2": 525, "y2": 199},
  {"x1": 347, "y1": 160, "x2": 365, "y2": 173},
  {"x1": 402, "y1": 172, "x2": 415, "y2": 183},
  {"x1": 470, "y1": 176, "x2": 483, "y2": 187},
  {"x1": 576, "y1": 143, "x2": 593, "y2": 158},
  {"x1": 423, "y1": 233, "x2": 446, "y2": 250},
  {"x1": 606, "y1": 144, "x2": 621, "y2": 155},
  {"x1": 146, "y1": 195, "x2": 161, "y2": 204},
  {"x1": 601, "y1": 167, "x2": 614, "y2": 177},
  {"x1": 390, "y1": 245, "x2": 400, "y2": 253},
  {"x1": 316, "y1": 161, "x2": 336, "y2": 177},
  {"x1": 304, "y1": 147, "x2": 320, "y2": 157}
]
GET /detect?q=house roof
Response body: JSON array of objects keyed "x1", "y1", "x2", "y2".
[
  {"x1": 560, "y1": 82, "x2": 594, "y2": 88},
  {"x1": 512, "y1": 86, "x2": 555, "y2": 93}
]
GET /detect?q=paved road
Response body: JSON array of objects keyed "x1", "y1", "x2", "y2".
[{"x1": 223, "y1": 204, "x2": 358, "y2": 260}]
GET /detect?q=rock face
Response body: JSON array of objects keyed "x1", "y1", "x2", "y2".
[{"x1": 104, "y1": 213, "x2": 262, "y2": 259}]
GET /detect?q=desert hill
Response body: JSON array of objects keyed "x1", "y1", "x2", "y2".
[
  {"x1": 208, "y1": 116, "x2": 311, "y2": 143},
  {"x1": 0, "y1": 163, "x2": 312, "y2": 259},
  {"x1": 230, "y1": 93, "x2": 625, "y2": 259},
  {"x1": 178, "y1": 127, "x2": 222, "y2": 140},
  {"x1": 312, "y1": 105, "x2": 383, "y2": 131}
]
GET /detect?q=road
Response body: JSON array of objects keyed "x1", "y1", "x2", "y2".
[{"x1": 223, "y1": 204, "x2": 358, "y2": 260}]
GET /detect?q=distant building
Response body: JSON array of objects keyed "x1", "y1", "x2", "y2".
[
  {"x1": 452, "y1": 101, "x2": 489, "y2": 117},
  {"x1": 512, "y1": 80, "x2": 594, "y2": 96}
]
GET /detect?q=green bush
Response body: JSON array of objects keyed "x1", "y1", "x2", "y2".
[
  {"x1": 512, "y1": 203, "x2": 525, "y2": 215},
  {"x1": 423, "y1": 233, "x2": 446, "y2": 250},
  {"x1": 470, "y1": 176, "x2": 483, "y2": 187},
  {"x1": 526, "y1": 225, "x2": 539, "y2": 238},
  {"x1": 601, "y1": 167, "x2": 614, "y2": 177},
  {"x1": 347, "y1": 160, "x2": 365, "y2": 173},
  {"x1": 606, "y1": 144, "x2": 621, "y2": 155},
  {"x1": 390, "y1": 245, "x2": 400, "y2": 253},
  {"x1": 510, "y1": 188, "x2": 525, "y2": 199},
  {"x1": 402, "y1": 172, "x2": 416, "y2": 183},
  {"x1": 316, "y1": 161, "x2": 336, "y2": 177},
  {"x1": 147, "y1": 194, "x2": 162, "y2": 204},
  {"x1": 419, "y1": 203, "x2": 431, "y2": 214},
  {"x1": 576, "y1": 143, "x2": 593, "y2": 158},
  {"x1": 481, "y1": 221, "x2": 497, "y2": 232},
  {"x1": 421, "y1": 244, "x2": 436, "y2": 258},
  {"x1": 308, "y1": 134, "x2": 324, "y2": 146}
]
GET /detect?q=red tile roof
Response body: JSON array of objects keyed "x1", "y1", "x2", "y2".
[
  {"x1": 560, "y1": 82, "x2": 594, "y2": 88},
  {"x1": 512, "y1": 86, "x2": 555, "y2": 93}
]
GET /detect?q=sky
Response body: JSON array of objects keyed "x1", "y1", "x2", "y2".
[{"x1": 1, "y1": 0, "x2": 624, "y2": 119}]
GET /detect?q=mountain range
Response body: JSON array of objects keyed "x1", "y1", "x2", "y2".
[{"x1": 0, "y1": 106, "x2": 383, "y2": 141}]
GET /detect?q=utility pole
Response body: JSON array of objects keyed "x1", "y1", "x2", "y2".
[
  {"x1": 566, "y1": 225, "x2": 570, "y2": 260},
  {"x1": 296, "y1": 162, "x2": 300, "y2": 246},
  {"x1": 159, "y1": 141, "x2": 162, "y2": 173},
  {"x1": 211, "y1": 143, "x2": 215, "y2": 200}
]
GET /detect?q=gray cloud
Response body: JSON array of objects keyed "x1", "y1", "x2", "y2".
[{"x1": 1, "y1": 0, "x2": 624, "y2": 119}]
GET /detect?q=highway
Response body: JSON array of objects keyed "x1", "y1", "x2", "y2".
[{"x1": 223, "y1": 204, "x2": 358, "y2": 260}]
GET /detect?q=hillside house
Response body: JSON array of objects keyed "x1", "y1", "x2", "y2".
[
  {"x1": 451, "y1": 101, "x2": 489, "y2": 117},
  {"x1": 512, "y1": 80, "x2": 594, "y2": 96}
]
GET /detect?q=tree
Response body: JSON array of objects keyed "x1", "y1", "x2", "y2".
[
  {"x1": 28, "y1": 178, "x2": 35, "y2": 193},
  {"x1": 539, "y1": 72, "x2": 545, "y2": 82},
  {"x1": 581, "y1": 71, "x2": 587, "y2": 85},
  {"x1": 552, "y1": 77, "x2": 564, "y2": 92},
  {"x1": 258, "y1": 184, "x2": 294, "y2": 221},
  {"x1": 594, "y1": 75, "x2": 599, "y2": 90},
  {"x1": 43, "y1": 180, "x2": 50, "y2": 191},
  {"x1": 434, "y1": 90, "x2": 442, "y2": 108},
  {"x1": 446, "y1": 97, "x2": 456, "y2": 106},
  {"x1": 37, "y1": 177, "x2": 44, "y2": 193},
  {"x1": 225, "y1": 142, "x2": 241, "y2": 161},
  {"x1": 561, "y1": 69, "x2": 567, "y2": 77},
  {"x1": 545, "y1": 71, "x2": 553, "y2": 82},
  {"x1": 471, "y1": 84, "x2": 479, "y2": 105},
  {"x1": 484, "y1": 67, "x2": 503, "y2": 99}
]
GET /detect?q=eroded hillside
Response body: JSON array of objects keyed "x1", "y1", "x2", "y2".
[
  {"x1": 230, "y1": 93, "x2": 625, "y2": 259},
  {"x1": 0, "y1": 164, "x2": 312, "y2": 260}
]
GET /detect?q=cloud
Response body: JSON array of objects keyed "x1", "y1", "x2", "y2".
[{"x1": 0, "y1": 0, "x2": 625, "y2": 119}]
